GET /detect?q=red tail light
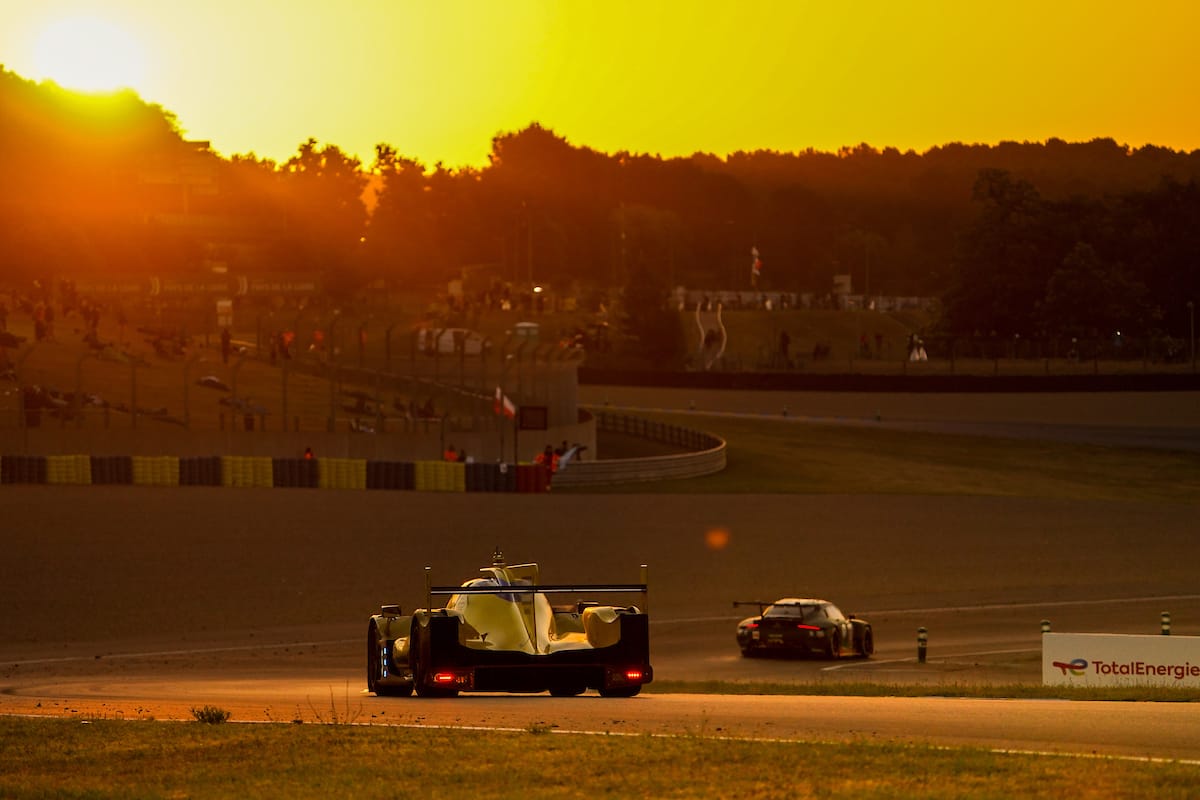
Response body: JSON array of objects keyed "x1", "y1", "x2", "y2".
[
  {"x1": 745, "y1": 622, "x2": 759, "y2": 629},
  {"x1": 797, "y1": 624, "x2": 821, "y2": 631},
  {"x1": 433, "y1": 672, "x2": 458, "y2": 684},
  {"x1": 624, "y1": 669, "x2": 644, "y2": 682}
]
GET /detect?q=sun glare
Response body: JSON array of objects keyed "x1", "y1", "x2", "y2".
[{"x1": 32, "y1": 16, "x2": 146, "y2": 93}]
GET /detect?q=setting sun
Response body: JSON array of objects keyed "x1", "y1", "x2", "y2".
[
  {"x1": 2, "y1": 1, "x2": 1199, "y2": 168},
  {"x1": 32, "y1": 16, "x2": 146, "y2": 94}
]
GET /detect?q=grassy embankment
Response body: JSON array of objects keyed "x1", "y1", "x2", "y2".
[
  {"x1": 2, "y1": 716, "x2": 1198, "y2": 799},
  {"x1": 582, "y1": 411, "x2": 1200, "y2": 503}
]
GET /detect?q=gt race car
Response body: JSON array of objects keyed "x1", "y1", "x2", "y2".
[
  {"x1": 368, "y1": 551, "x2": 653, "y2": 697},
  {"x1": 735, "y1": 598, "x2": 873, "y2": 659}
]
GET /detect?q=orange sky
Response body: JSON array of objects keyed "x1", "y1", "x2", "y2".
[{"x1": 3, "y1": 1, "x2": 1198, "y2": 168}]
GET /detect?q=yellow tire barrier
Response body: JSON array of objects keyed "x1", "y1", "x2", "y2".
[
  {"x1": 221, "y1": 455, "x2": 274, "y2": 488},
  {"x1": 414, "y1": 460, "x2": 465, "y2": 492},
  {"x1": 20, "y1": 454, "x2": 513, "y2": 494},
  {"x1": 46, "y1": 454, "x2": 91, "y2": 485},
  {"x1": 317, "y1": 457, "x2": 367, "y2": 490},
  {"x1": 132, "y1": 456, "x2": 181, "y2": 487}
]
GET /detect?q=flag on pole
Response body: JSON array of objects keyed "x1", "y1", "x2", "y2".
[
  {"x1": 750, "y1": 246, "x2": 763, "y2": 287},
  {"x1": 494, "y1": 386, "x2": 516, "y2": 419}
]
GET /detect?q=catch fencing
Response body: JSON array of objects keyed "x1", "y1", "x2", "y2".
[{"x1": 1, "y1": 330, "x2": 582, "y2": 464}]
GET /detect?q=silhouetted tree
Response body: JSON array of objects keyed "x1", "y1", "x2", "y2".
[
  {"x1": 4, "y1": 64, "x2": 1200, "y2": 345},
  {"x1": 1043, "y1": 242, "x2": 1153, "y2": 338},
  {"x1": 278, "y1": 138, "x2": 367, "y2": 288},
  {"x1": 618, "y1": 264, "x2": 686, "y2": 365},
  {"x1": 941, "y1": 170, "x2": 1056, "y2": 336}
]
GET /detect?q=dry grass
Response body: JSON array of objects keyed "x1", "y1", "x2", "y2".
[
  {"x1": 2, "y1": 717, "x2": 1197, "y2": 799},
  {"x1": 581, "y1": 411, "x2": 1200, "y2": 503}
]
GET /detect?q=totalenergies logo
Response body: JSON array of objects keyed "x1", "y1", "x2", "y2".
[{"x1": 1052, "y1": 658, "x2": 1089, "y2": 676}]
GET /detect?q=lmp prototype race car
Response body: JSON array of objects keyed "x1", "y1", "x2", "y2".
[
  {"x1": 367, "y1": 551, "x2": 653, "y2": 697},
  {"x1": 735, "y1": 598, "x2": 874, "y2": 659}
]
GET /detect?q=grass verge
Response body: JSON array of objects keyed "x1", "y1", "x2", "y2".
[
  {"x1": 1, "y1": 716, "x2": 1197, "y2": 799},
  {"x1": 577, "y1": 412, "x2": 1200, "y2": 502},
  {"x1": 646, "y1": 680, "x2": 1200, "y2": 702}
]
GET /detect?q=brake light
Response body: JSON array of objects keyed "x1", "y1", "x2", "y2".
[
  {"x1": 433, "y1": 672, "x2": 458, "y2": 684},
  {"x1": 745, "y1": 622, "x2": 759, "y2": 629},
  {"x1": 624, "y1": 669, "x2": 644, "y2": 682},
  {"x1": 797, "y1": 624, "x2": 821, "y2": 631}
]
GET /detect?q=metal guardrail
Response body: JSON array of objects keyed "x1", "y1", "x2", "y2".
[{"x1": 552, "y1": 411, "x2": 726, "y2": 487}]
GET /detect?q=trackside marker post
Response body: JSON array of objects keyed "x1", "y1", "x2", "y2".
[
  {"x1": 917, "y1": 627, "x2": 928, "y2": 663},
  {"x1": 1162, "y1": 611, "x2": 1171, "y2": 635}
]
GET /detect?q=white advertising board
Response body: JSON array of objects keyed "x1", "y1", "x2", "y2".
[{"x1": 1043, "y1": 632, "x2": 1200, "y2": 688}]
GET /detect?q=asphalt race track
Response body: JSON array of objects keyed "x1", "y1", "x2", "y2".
[{"x1": 1, "y1": 389, "x2": 1198, "y2": 760}]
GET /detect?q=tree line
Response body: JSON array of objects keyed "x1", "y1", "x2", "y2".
[{"x1": 2, "y1": 66, "x2": 1198, "y2": 340}]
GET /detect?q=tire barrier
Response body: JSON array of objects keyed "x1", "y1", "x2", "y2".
[
  {"x1": 272, "y1": 457, "x2": 319, "y2": 489},
  {"x1": 414, "y1": 460, "x2": 465, "y2": 492},
  {"x1": 132, "y1": 455, "x2": 180, "y2": 487},
  {"x1": 515, "y1": 464, "x2": 551, "y2": 494},
  {"x1": 90, "y1": 455, "x2": 134, "y2": 485},
  {"x1": 366, "y1": 461, "x2": 415, "y2": 491},
  {"x1": 464, "y1": 462, "x2": 516, "y2": 493},
  {"x1": 1, "y1": 455, "x2": 48, "y2": 484},
  {"x1": 221, "y1": 455, "x2": 274, "y2": 488},
  {"x1": 46, "y1": 454, "x2": 91, "y2": 485},
  {"x1": 179, "y1": 456, "x2": 222, "y2": 486},
  {"x1": 318, "y1": 457, "x2": 367, "y2": 490},
  {"x1": 4, "y1": 454, "x2": 556, "y2": 494}
]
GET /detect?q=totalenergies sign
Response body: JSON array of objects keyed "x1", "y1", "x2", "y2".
[{"x1": 1043, "y1": 632, "x2": 1200, "y2": 688}]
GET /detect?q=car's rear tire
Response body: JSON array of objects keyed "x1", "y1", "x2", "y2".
[
  {"x1": 826, "y1": 629, "x2": 840, "y2": 660},
  {"x1": 411, "y1": 624, "x2": 458, "y2": 698},
  {"x1": 366, "y1": 622, "x2": 381, "y2": 694},
  {"x1": 599, "y1": 685, "x2": 641, "y2": 698},
  {"x1": 410, "y1": 625, "x2": 432, "y2": 697},
  {"x1": 860, "y1": 626, "x2": 874, "y2": 657},
  {"x1": 740, "y1": 647, "x2": 756, "y2": 658},
  {"x1": 367, "y1": 622, "x2": 412, "y2": 697}
]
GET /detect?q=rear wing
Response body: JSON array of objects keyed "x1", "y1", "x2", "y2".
[
  {"x1": 733, "y1": 600, "x2": 777, "y2": 615},
  {"x1": 427, "y1": 565, "x2": 649, "y2": 614}
]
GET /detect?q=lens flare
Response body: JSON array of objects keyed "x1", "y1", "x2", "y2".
[{"x1": 705, "y1": 527, "x2": 730, "y2": 550}]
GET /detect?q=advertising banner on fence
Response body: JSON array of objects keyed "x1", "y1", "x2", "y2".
[{"x1": 1043, "y1": 632, "x2": 1200, "y2": 688}]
